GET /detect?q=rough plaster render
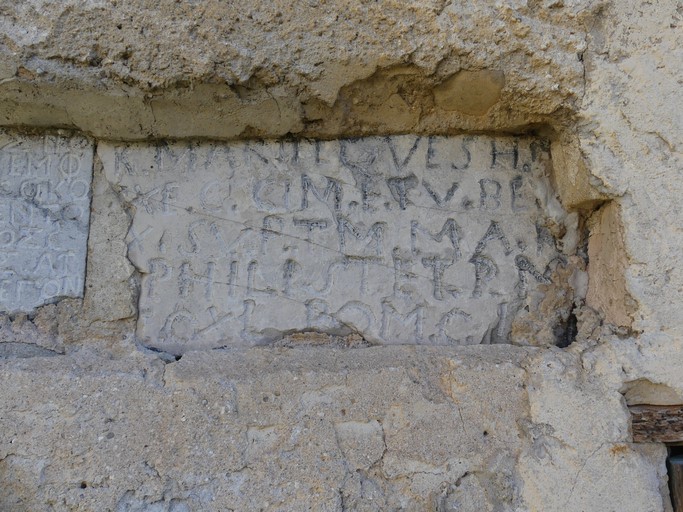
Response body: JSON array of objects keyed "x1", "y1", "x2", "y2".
[{"x1": 0, "y1": 0, "x2": 681, "y2": 511}]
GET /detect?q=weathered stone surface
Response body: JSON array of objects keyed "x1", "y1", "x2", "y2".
[
  {"x1": 518, "y1": 347, "x2": 671, "y2": 512},
  {"x1": 575, "y1": 0, "x2": 683, "y2": 446},
  {"x1": 0, "y1": 0, "x2": 681, "y2": 510},
  {"x1": 99, "y1": 135, "x2": 574, "y2": 352},
  {"x1": 586, "y1": 202, "x2": 635, "y2": 329},
  {"x1": 82, "y1": 156, "x2": 137, "y2": 325},
  {"x1": 0, "y1": 345, "x2": 669, "y2": 511},
  {"x1": 0, "y1": 2, "x2": 592, "y2": 140},
  {"x1": 433, "y1": 70, "x2": 506, "y2": 116},
  {"x1": 0, "y1": 131, "x2": 93, "y2": 313},
  {"x1": 0, "y1": 345, "x2": 533, "y2": 510}
]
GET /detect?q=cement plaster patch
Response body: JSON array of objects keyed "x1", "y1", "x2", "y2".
[
  {"x1": 99, "y1": 135, "x2": 574, "y2": 352},
  {"x1": 0, "y1": 130, "x2": 93, "y2": 313}
]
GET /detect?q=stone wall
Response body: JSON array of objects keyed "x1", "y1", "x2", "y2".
[{"x1": 0, "y1": 1, "x2": 681, "y2": 510}]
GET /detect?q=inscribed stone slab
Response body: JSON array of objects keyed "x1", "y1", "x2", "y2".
[
  {"x1": 0, "y1": 131, "x2": 93, "y2": 313},
  {"x1": 99, "y1": 136, "x2": 571, "y2": 352}
]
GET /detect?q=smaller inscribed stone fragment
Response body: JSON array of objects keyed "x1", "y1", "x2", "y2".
[{"x1": 0, "y1": 131, "x2": 94, "y2": 313}]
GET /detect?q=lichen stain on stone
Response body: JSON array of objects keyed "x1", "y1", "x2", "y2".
[{"x1": 433, "y1": 70, "x2": 505, "y2": 116}]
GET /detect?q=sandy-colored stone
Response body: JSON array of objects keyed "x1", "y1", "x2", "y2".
[
  {"x1": 0, "y1": 0, "x2": 681, "y2": 510},
  {"x1": 517, "y1": 347, "x2": 670, "y2": 511},
  {"x1": 586, "y1": 202, "x2": 636, "y2": 329},
  {"x1": 623, "y1": 379, "x2": 683, "y2": 406},
  {"x1": 0, "y1": 2, "x2": 592, "y2": 140},
  {"x1": 549, "y1": 135, "x2": 609, "y2": 211},
  {"x1": 82, "y1": 156, "x2": 137, "y2": 324},
  {"x1": 433, "y1": 70, "x2": 505, "y2": 116},
  {"x1": 578, "y1": 0, "x2": 683, "y2": 338},
  {"x1": 0, "y1": 345, "x2": 535, "y2": 511}
]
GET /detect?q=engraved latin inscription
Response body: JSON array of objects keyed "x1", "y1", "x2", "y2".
[
  {"x1": 0, "y1": 131, "x2": 93, "y2": 312},
  {"x1": 98, "y1": 136, "x2": 572, "y2": 352}
]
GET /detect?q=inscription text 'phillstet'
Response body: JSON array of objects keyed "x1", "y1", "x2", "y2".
[{"x1": 99, "y1": 135, "x2": 572, "y2": 352}]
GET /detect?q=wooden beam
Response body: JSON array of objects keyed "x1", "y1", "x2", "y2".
[
  {"x1": 630, "y1": 405, "x2": 683, "y2": 443},
  {"x1": 669, "y1": 455, "x2": 683, "y2": 512}
]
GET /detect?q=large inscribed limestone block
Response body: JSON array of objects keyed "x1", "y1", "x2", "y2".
[
  {"x1": 99, "y1": 135, "x2": 572, "y2": 352},
  {"x1": 0, "y1": 131, "x2": 93, "y2": 313}
]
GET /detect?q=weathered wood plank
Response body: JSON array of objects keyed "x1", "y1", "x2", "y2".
[
  {"x1": 630, "y1": 405, "x2": 683, "y2": 443},
  {"x1": 669, "y1": 456, "x2": 683, "y2": 512}
]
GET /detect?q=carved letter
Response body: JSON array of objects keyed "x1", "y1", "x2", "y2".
[
  {"x1": 387, "y1": 136, "x2": 420, "y2": 172},
  {"x1": 421, "y1": 255, "x2": 458, "y2": 300},
  {"x1": 410, "y1": 219, "x2": 462, "y2": 260},
  {"x1": 155, "y1": 141, "x2": 196, "y2": 173},
  {"x1": 301, "y1": 174, "x2": 343, "y2": 211},
  {"x1": 422, "y1": 179, "x2": 459, "y2": 207},
  {"x1": 490, "y1": 140, "x2": 518, "y2": 169},
  {"x1": 293, "y1": 218, "x2": 329, "y2": 241},
  {"x1": 515, "y1": 255, "x2": 551, "y2": 298},
  {"x1": 380, "y1": 300, "x2": 424, "y2": 342},
  {"x1": 474, "y1": 221, "x2": 512, "y2": 256},
  {"x1": 179, "y1": 261, "x2": 215, "y2": 300},
  {"x1": 479, "y1": 179, "x2": 502, "y2": 211},
  {"x1": 469, "y1": 254, "x2": 498, "y2": 298},
  {"x1": 147, "y1": 258, "x2": 171, "y2": 299},
  {"x1": 337, "y1": 216, "x2": 386, "y2": 257},
  {"x1": 387, "y1": 174, "x2": 418, "y2": 210}
]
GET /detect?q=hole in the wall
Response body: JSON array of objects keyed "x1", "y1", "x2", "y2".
[{"x1": 554, "y1": 308, "x2": 578, "y2": 348}]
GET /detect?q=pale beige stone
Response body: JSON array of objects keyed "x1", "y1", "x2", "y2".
[
  {"x1": 0, "y1": 1, "x2": 592, "y2": 139},
  {"x1": 549, "y1": 135, "x2": 608, "y2": 211},
  {"x1": 586, "y1": 202, "x2": 636, "y2": 328},
  {"x1": 433, "y1": 70, "x2": 505, "y2": 116},
  {"x1": 622, "y1": 379, "x2": 683, "y2": 406},
  {"x1": 334, "y1": 420, "x2": 385, "y2": 470},
  {"x1": 0, "y1": 0, "x2": 681, "y2": 510},
  {"x1": 82, "y1": 156, "x2": 137, "y2": 324},
  {"x1": 0, "y1": 346, "x2": 536, "y2": 510}
]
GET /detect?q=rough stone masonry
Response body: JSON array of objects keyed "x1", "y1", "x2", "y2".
[{"x1": 0, "y1": 1, "x2": 681, "y2": 511}]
